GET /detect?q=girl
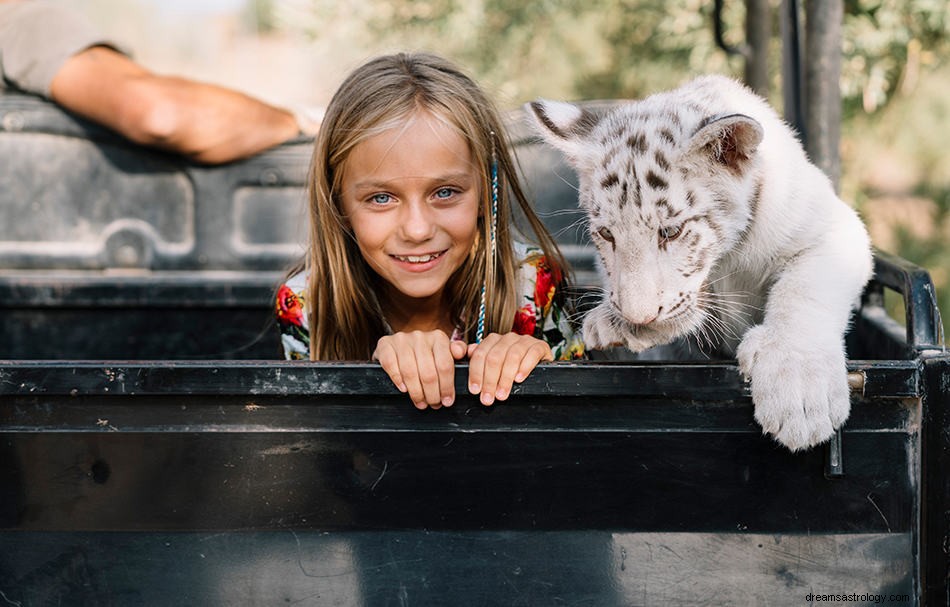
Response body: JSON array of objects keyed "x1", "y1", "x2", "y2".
[{"x1": 276, "y1": 52, "x2": 583, "y2": 410}]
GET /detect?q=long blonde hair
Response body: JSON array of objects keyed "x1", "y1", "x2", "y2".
[{"x1": 304, "y1": 52, "x2": 568, "y2": 360}]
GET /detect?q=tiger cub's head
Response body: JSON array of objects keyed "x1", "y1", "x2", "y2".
[{"x1": 526, "y1": 83, "x2": 763, "y2": 346}]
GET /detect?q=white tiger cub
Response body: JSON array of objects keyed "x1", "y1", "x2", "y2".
[{"x1": 527, "y1": 75, "x2": 873, "y2": 452}]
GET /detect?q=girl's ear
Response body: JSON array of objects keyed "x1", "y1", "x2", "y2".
[{"x1": 524, "y1": 99, "x2": 600, "y2": 168}]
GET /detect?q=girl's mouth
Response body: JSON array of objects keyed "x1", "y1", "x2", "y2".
[
  {"x1": 389, "y1": 249, "x2": 450, "y2": 273},
  {"x1": 390, "y1": 250, "x2": 446, "y2": 264}
]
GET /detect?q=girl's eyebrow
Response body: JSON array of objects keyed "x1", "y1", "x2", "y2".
[{"x1": 351, "y1": 173, "x2": 475, "y2": 191}]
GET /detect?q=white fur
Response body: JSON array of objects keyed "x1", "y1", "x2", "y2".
[{"x1": 527, "y1": 75, "x2": 873, "y2": 452}]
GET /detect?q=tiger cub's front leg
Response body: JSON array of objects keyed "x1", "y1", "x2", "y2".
[{"x1": 736, "y1": 242, "x2": 870, "y2": 451}]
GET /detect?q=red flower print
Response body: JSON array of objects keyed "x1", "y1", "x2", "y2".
[
  {"x1": 276, "y1": 285, "x2": 304, "y2": 327},
  {"x1": 534, "y1": 257, "x2": 561, "y2": 314},
  {"x1": 512, "y1": 304, "x2": 537, "y2": 336}
]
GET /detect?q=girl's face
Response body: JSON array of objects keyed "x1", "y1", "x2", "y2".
[{"x1": 340, "y1": 110, "x2": 480, "y2": 308}]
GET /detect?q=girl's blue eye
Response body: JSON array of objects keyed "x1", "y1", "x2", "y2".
[
  {"x1": 371, "y1": 193, "x2": 391, "y2": 205},
  {"x1": 435, "y1": 188, "x2": 455, "y2": 199}
]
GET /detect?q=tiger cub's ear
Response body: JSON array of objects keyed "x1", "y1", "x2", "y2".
[
  {"x1": 525, "y1": 99, "x2": 601, "y2": 168},
  {"x1": 688, "y1": 113, "x2": 763, "y2": 175}
]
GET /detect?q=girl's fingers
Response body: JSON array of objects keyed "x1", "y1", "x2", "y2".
[
  {"x1": 516, "y1": 341, "x2": 554, "y2": 384},
  {"x1": 493, "y1": 335, "x2": 550, "y2": 401},
  {"x1": 469, "y1": 334, "x2": 553, "y2": 405},
  {"x1": 377, "y1": 332, "x2": 460, "y2": 410},
  {"x1": 470, "y1": 333, "x2": 515, "y2": 405},
  {"x1": 412, "y1": 343, "x2": 443, "y2": 409},
  {"x1": 450, "y1": 340, "x2": 468, "y2": 361},
  {"x1": 381, "y1": 334, "x2": 429, "y2": 409},
  {"x1": 404, "y1": 332, "x2": 447, "y2": 409},
  {"x1": 430, "y1": 336, "x2": 457, "y2": 407},
  {"x1": 382, "y1": 332, "x2": 557, "y2": 410},
  {"x1": 467, "y1": 333, "x2": 498, "y2": 403},
  {"x1": 395, "y1": 344, "x2": 428, "y2": 410},
  {"x1": 493, "y1": 338, "x2": 536, "y2": 401},
  {"x1": 373, "y1": 339, "x2": 407, "y2": 393}
]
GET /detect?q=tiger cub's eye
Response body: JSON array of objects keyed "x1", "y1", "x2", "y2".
[
  {"x1": 596, "y1": 227, "x2": 615, "y2": 243},
  {"x1": 659, "y1": 225, "x2": 682, "y2": 241}
]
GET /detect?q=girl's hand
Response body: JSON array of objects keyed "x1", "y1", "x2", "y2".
[
  {"x1": 373, "y1": 331, "x2": 468, "y2": 410},
  {"x1": 467, "y1": 333, "x2": 553, "y2": 406}
]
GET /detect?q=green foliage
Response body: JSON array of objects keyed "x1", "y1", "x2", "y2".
[
  {"x1": 280, "y1": 0, "x2": 949, "y2": 117},
  {"x1": 277, "y1": 0, "x2": 743, "y2": 104},
  {"x1": 244, "y1": 0, "x2": 278, "y2": 33},
  {"x1": 841, "y1": 0, "x2": 950, "y2": 116},
  {"x1": 841, "y1": 60, "x2": 950, "y2": 340}
]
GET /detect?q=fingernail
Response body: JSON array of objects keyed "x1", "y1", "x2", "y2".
[
  {"x1": 469, "y1": 383, "x2": 480, "y2": 394},
  {"x1": 514, "y1": 373, "x2": 525, "y2": 383},
  {"x1": 481, "y1": 392, "x2": 494, "y2": 406},
  {"x1": 398, "y1": 383, "x2": 407, "y2": 392},
  {"x1": 495, "y1": 388, "x2": 508, "y2": 400},
  {"x1": 414, "y1": 401, "x2": 427, "y2": 410},
  {"x1": 442, "y1": 396, "x2": 454, "y2": 407}
]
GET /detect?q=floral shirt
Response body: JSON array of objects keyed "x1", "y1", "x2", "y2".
[{"x1": 276, "y1": 242, "x2": 585, "y2": 361}]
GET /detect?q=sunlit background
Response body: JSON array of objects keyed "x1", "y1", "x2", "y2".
[{"x1": 75, "y1": 0, "x2": 950, "y2": 335}]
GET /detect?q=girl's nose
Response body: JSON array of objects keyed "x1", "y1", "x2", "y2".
[{"x1": 400, "y1": 199, "x2": 437, "y2": 242}]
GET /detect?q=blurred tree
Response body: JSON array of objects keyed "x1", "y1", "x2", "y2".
[
  {"x1": 277, "y1": 0, "x2": 948, "y2": 114},
  {"x1": 841, "y1": 0, "x2": 950, "y2": 116},
  {"x1": 244, "y1": 0, "x2": 278, "y2": 34},
  {"x1": 276, "y1": 0, "x2": 744, "y2": 104}
]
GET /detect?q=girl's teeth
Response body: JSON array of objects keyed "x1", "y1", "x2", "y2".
[{"x1": 398, "y1": 253, "x2": 437, "y2": 262}]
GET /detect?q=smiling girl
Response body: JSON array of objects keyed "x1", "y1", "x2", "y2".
[{"x1": 276, "y1": 52, "x2": 583, "y2": 410}]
